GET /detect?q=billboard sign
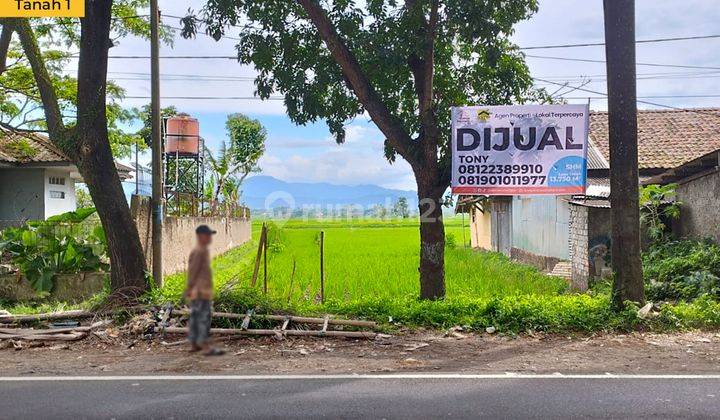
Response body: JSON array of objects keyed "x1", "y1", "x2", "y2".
[{"x1": 451, "y1": 104, "x2": 589, "y2": 196}]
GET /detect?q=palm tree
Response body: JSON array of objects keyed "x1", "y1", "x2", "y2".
[{"x1": 204, "y1": 141, "x2": 254, "y2": 210}]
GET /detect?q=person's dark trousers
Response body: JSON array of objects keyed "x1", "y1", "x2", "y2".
[{"x1": 188, "y1": 299, "x2": 212, "y2": 345}]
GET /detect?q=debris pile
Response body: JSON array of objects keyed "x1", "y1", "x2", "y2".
[{"x1": 0, "y1": 306, "x2": 379, "y2": 350}]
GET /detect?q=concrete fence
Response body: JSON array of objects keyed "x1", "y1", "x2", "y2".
[
  {"x1": 130, "y1": 195, "x2": 252, "y2": 276},
  {"x1": 0, "y1": 272, "x2": 106, "y2": 303}
]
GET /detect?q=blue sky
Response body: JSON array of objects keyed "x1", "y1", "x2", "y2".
[{"x1": 96, "y1": 0, "x2": 720, "y2": 191}]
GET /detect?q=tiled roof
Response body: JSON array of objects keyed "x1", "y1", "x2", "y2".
[
  {"x1": 0, "y1": 127, "x2": 69, "y2": 164},
  {"x1": 589, "y1": 108, "x2": 720, "y2": 170},
  {"x1": 1, "y1": 127, "x2": 133, "y2": 180}
]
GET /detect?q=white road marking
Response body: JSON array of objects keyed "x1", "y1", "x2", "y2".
[{"x1": 1, "y1": 374, "x2": 720, "y2": 381}]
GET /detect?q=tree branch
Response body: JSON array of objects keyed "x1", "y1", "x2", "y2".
[
  {"x1": 297, "y1": 0, "x2": 418, "y2": 166},
  {"x1": 0, "y1": 121, "x2": 47, "y2": 133},
  {"x1": 11, "y1": 18, "x2": 65, "y2": 141},
  {"x1": 0, "y1": 20, "x2": 14, "y2": 75}
]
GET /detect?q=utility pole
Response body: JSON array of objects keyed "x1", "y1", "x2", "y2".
[
  {"x1": 150, "y1": 0, "x2": 163, "y2": 287},
  {"x1": 603, "y1": 0, "x2": 644, "y2": 307}
]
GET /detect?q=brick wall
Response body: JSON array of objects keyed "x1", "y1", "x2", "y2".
[
  {"x1": 568, "y1": 204, "x2": 589, "y2": 291},
  {"x1": 675, "y1": 169, "x2": 720, "y2": 243}
]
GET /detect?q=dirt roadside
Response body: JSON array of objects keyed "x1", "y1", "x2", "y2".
[{"x1": 2, "y1": 330, "x2": 719, "y2": 376}]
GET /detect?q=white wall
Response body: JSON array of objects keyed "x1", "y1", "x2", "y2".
[
  {"x1": 43, "y1": 169, "x2": 77, "y2": 218},
  {"x1": 511, "y1": 195, "x2": 571, "y2": 260},
  {"x1": 0, "y1": 168, "x2": 45, "y2": 222}
]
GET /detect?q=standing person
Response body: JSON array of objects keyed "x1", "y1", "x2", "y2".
[{"x1": 185, "y1": 225, "x2": 224, "y2": 356}]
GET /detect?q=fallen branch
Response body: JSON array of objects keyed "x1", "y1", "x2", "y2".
[
  {"x1": 0, "y1": 332, "x2": 88, "y2": 341},
  {"x1": 0, "y1": 321, "x2": 110, "y2": 341},
  {"x1": 163, "y1": 326, "x2": 376, "y2": 339},
  {"x1": 172, "y1": 309, "x2": 377, "y2": 329},
  {"x1": 0, "y1": 307, "x2": 149, "y2": 325}
]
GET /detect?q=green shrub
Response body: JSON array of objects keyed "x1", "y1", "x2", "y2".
[
  {"x1": 644, "y1": 239, "x2": 720, "y2": 301},
  {"x1": 0, "y1": 209, "x2": 108, "y2": 293},
  {"x1": 445, "y1": 233, "x2": 457, "y2": 249}
]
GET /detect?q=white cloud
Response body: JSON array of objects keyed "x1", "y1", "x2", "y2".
[{"x1": 259, "y1": 146, "x2": 415, "y2": 190}]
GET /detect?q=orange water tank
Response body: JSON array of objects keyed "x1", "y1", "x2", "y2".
[{"x1": 165, "y1": 114, "x2": 200, "y2": 155}]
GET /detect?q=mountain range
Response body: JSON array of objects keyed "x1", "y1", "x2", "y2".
[{"x1": 241, "y1": 176, "x2": 417, "y2": 210}]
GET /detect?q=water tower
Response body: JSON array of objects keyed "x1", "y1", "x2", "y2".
[{"x1": 163, "y1": 113, "x2": 205, "y2": 209}]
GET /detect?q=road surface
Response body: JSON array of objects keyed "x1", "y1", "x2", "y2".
[{"x1": 2, "y1": 374, "x2": 719, "y2": 419}]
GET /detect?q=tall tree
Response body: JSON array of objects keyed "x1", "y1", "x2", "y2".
[
  {"x1": 0, "y1": 2, "x2": 154, "y2": 298},
  {"x1": 184, "y1": 0, "x2": 546, "y2": 299},
  {"x1": 206, "y1": 113, "x2": 266, "y2": 205},
  {"x1": 603, "y1": 0, "x2": 644, "y2": 307}
]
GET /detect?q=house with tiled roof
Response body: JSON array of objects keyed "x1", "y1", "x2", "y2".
[
  {"x1": 0, "y1": 127, "x2": 132, "y2": 224},
  {"x1": 462, "y1": 108, "x2": 720, "y2": 290}
]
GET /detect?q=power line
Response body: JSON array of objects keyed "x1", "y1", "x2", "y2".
[
  {"x1": 520, "y1": 34, "x2": 720, "y2": 50},
  {"x1": 554, "y1": 94, "x2": 720, "y2": 99},
  {"x1": 526, "y1": 54, "x2": 720, "y2": 71},
  {"x1": 124, "y1": 95, "x2": 284, "y2": 100},
  {"x1": 124, "y1": 93, "x2": 720, "y2": 101},
  {"x1": 534, "y1": 77, "x2": 720, "y2": 117}
]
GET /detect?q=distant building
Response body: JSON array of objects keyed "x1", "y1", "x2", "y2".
[
  {"x1": 460, "y1": 108, "x2": 720, "y2": 290},
  {"x1": 0, "y1": 127, "x2": 132, "y2": 225}
]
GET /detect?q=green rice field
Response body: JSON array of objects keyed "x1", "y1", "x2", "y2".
[{"x1": 162, "y1": 217, "x2": 567, "y2": 303}]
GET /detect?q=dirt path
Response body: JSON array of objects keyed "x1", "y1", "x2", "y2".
[{"x1": 2, "y1": 330, "x2": 720, "y2": 376}]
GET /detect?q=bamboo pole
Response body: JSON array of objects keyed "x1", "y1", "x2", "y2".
[
  {"x1": 287, "y1": 257, "x2": 297, "y2": 303},
  {"x1": 263, "y1": 225, "x2": 268, "y2": 294},
  {"x1": 172, "y1": 309, "x2": 376, "y2": 328},
  {"x1": 163, "y1": 326, "x2": 376, "y2": 339},
  {"x1": 319, "y1": 230, "x2": 325, "y2": 303},
  {"x1": 250, "y1": 223, "x2": 267, "y2": 287}
]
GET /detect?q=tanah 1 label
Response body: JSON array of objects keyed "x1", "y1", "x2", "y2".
[
  {"x1": 1, "y1": 0, "x2": 84, "y2": 17},
  {"x1": 451, "y1": 104, "x2": 589, "y2": 196}
]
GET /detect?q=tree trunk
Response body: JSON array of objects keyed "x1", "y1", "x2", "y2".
[
  {"x1": 74, "y1": 0, "x2": 147, "y2": 295},
  {"x1": 417, "y1": 182, "x2": 445, "y2": 300},
  {"x1": 603, "y1": 0, "x2": 644, "y2": 307}
]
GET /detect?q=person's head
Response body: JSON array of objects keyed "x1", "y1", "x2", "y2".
[{"x1": 195, "y1": 225, "x2": 216, "y2": 247}]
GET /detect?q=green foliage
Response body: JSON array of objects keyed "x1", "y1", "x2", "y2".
[
  {"x1": 0, "y1": 209, "x2": 108, "y2": 293},
  {"x1": 640, "y1": 184, "x2": 681, "y2": 243},
  {"x1": 392, "y1": 197, "x2": 410, "y2": 218},
  {"x1": 445, "y1": 232, "x2": 457, "y2": 249},
  {"x1": 0, "y1": 4, "x2": 173, "y2": 159},
  {"x1": 644, "y1": 239, "x2": 720, "y2": 302},
  {"x1": 5, "y1": 138, "x2": 38, "y2": 160},
  {"x1": 75, "y1": 186, "x2": 94, "y2": 209},
  {"x1": 205, "y1": 114, "x2": 267, "y2": 204},
  {"x1": 265, "y1": 221, "x2": 286, "y2": 254}
]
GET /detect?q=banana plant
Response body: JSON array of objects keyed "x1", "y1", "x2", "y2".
[{"x1": 0, "y1": 209, "x2": 109, "y2": 293}]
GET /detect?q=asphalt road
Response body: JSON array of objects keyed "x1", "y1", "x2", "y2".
[{"x1": 2, "y1": 375, "x2": 719, "y2": 419}]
